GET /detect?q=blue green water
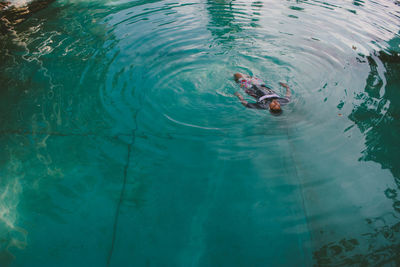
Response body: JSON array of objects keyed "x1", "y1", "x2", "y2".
[{"x1": 1, "y1": 0, "x2": 400, "y2": 266}]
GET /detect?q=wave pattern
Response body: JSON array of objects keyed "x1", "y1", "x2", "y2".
[{"x1": 0, "y1": 0, "x2": 400, "y2": 266}]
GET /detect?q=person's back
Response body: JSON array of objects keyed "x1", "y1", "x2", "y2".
[{"x1": 233, "y1": 72, "x2": 291, "y2": 114}]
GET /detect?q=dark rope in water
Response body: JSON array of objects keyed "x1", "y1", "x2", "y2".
[
  {"x1": 106, "y1": 111, "x2": 138, "y2": 267},
  {"x1": 106, "y1": 135, "x2": 134, "y2": 267}
]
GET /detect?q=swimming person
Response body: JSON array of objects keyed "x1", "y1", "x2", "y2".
[{"x1": 233, "y1": 72, "x2": 291, "y2": 114}]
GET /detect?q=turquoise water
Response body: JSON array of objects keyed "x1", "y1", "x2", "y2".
[{"x1": 1, "y1": 0, "x2": 400, "y2": 265}]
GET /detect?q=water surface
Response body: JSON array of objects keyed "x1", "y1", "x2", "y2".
[{"x1": 1, "y1": 0, "x2": 400, "y2": 266}]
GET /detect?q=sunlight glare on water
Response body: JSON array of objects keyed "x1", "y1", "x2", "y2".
[{"x1": 1, "y1": 0, "x2": 400, "y2": 266}]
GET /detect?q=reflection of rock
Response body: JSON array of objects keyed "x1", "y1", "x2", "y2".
[
  {"x1": 0, "y1": 0, "x2": 55, "y2": 34},
  {"x1": 0, "y1": 2, "x2": 11, "y2": 11},
  {"x1": 317, "y1": 45, "x2": 400, "y2": 266},
  {"x1": 349, "y1": 50, "x2": 400, "y2": 178},
  {"x1": 348, "y1": 49, "x2": 400, "y2": 237},
  {"x1": 206, "y1": 0, "x2": 239, "y2": 44},
  {"x1": 206, "y1": 0, "x2": 263, "y2": 44},
  {"x1": 313, "y1": 220, "x2": 400, "y2": 266}
]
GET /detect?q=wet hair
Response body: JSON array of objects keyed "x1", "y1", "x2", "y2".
[
  {"x1": 270, "y1": 109, "x2": 283, "y2": 116},
  {"x1": 269, "y1": 99, "x2": 282, "y2": 115},
  {"x1": 269, "y1": 100, "x2": 281, "y2": 112},
  {"x1": 233, "y1": 73, "x2": 241, "y2": 82}
]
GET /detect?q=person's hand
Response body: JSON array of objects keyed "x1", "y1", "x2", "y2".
[
  {"x1": 234, "y1": 92, "x2": 243, "y2": 99},
  {"x1": 279, "y1": 82, "x2": 289, "y2": 88}
]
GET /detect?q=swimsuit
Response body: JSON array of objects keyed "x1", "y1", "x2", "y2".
[
  {"x1": 238, "y1": 77, "x2": 290, "y2": 110},
  {"x1": 239, "y1": 77, "x2": 264, "y2": 89}
]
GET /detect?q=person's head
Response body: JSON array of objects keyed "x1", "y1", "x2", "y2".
[
  {"x1": 269, "y1": 100, "x2": 282, "y2": 114},
  {"x1": 234, "y1": 73, "x2": 244, "y2": 83}
]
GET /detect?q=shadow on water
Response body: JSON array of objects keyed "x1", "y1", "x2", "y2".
[{"x1": 313, "y1": 38, "x2": 400, "y2": 266}]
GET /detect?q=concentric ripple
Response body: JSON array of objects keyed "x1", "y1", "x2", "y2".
[{"x1": 1, "y1": 0, "x2": 400, "y2": 266}]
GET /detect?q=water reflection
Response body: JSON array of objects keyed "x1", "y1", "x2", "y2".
[
  {"x1": 349, "y1": 46, "x2": 400, "y2": 188},
  {"x1": 353, "y1": 0, "x2": 365, "y2": 7},
  {"x1": 206, "y1": 0, "x2": 263, "y2": 46},
  {"x1": 0, "y1": 0, "x2": 55, "y2": 34},
  {"x1": 314, "y1": 220, "x2": 400, "y2": 265},
  {"x1": 0, "y1": 1, "x2": 125, "y2": 266},
  {"x1": 312, "y1": 40, "x2": 400, "y2": 265},
  {"x1": 206, "y1": 0, "x2": 239, "y2": 44},
  {"x1": 1, "y1": 0, "x2": 400, "y2": 265}
]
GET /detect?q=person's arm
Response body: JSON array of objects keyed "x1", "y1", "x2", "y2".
[
  {"x1": 234, "y1": 92, "x2": 249, "y2": 107},
  {"x1": 234, "y1": 92, "x2": 262, "y2": 109},
  {"x1": 245, "y1": 88, "x2": 258, "y2": 99},
  {"x1": 279, "y1": 82, "x2": 291, "y2": 99}
]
